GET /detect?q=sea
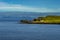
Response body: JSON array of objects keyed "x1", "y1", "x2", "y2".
[{"x1": 0, "y1": 12, "x2": 60, "y2": 40}]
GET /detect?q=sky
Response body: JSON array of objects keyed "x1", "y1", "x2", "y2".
[{"x1": 0, "y1": 0, "x2": 60, "y2": 12}]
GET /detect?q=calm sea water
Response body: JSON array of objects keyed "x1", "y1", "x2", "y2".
[{"x1": 0, "y1": 12, "x2": 60, "y2": 40}]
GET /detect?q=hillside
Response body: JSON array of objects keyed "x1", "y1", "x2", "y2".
[{"x1": 37, "y1": 15, "x2": 60, "y2": 24}]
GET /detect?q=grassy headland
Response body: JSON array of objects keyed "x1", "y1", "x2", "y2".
[
  {"x1": 20, "y1": 15, "x2": 60, "y2": 24},
  {"x1": 33, "y1": 15, "x2": 60, "y2": 24}
]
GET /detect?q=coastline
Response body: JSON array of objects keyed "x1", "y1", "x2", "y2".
[{"x1": 20, "y1": 15, "x2": 60, "y2": 24}]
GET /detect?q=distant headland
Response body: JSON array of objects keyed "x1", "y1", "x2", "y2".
[{"x1": 20, "y1": 15, "x2": 60, "y2": 24}]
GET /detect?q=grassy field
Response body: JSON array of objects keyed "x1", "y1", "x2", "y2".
[{"x1": 40, "y1": 15, "x2": 60, "y2": 23}]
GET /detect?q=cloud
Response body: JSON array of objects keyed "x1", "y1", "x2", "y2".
[{"x1": 0, "y1": 2, "x2": 60, "y2": 12}]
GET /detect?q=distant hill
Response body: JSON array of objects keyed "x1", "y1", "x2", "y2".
[{"x1": 0, "y1": 12, "x2": 60, "y2": 21}]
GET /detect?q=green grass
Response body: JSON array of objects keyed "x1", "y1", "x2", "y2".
[{"x1": 42, "y1": 15, "x2": 60, "y2": 23}]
